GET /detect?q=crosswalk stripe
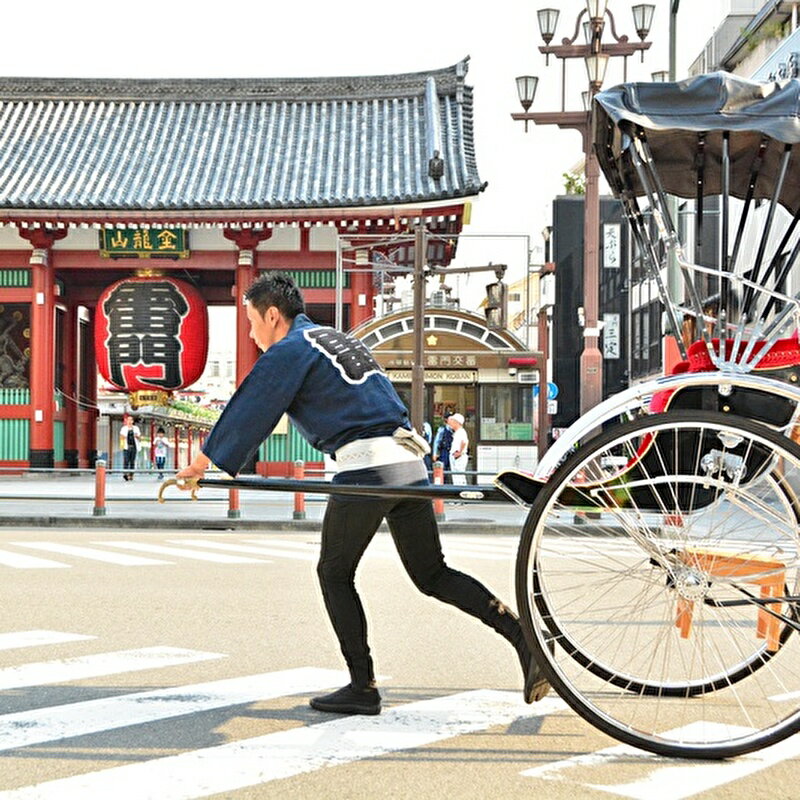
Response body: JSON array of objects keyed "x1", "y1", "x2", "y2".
[
  {"x1": 586, "y1": 732, "x2": 800, "y2": 800},
  {"x1": 0, "y1": 630, "x2": 95, "y2": 651},
  {"x1": 521, "y1": 721, "x2": 800, "y2": 800},
  {"x1": 227, "y1": 540, "x2": 320, "y2": 561},
  {"x1": 0, "y1": 646, "x2": 225, "y2": 691},
  {"x1": 442, "y1": 548, "x2": 511, "y2": 561},
  {"x1": 11, "y1": 542, "x2": 172, "y2": 566},
  {"x1": 0, "y1": 691, "x2": 565, "y2": 800},
  {"x1": 93, "y1": 541, "x2": 269, "y2": 564},
  {"x1": 446, "y1": 537, "x2": 517, "y2": 553},
  {"x1": 0, "y1": 667, "x2": 345, "y2": 753},
  {"x1": 247, "y1": 538, "x2": 319, "y2": 551},
  {"x1": 166, "y1": 540, "x2": 278, "y2": 560},
  {"x1": 0, "y1": 549, "x2": 68, "y2": 569}
]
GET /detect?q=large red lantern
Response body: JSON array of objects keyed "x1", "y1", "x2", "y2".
[{"x1": 95, "y1": 275, "x2": 208, "y2": 392}]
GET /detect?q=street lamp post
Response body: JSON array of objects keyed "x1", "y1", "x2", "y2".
[{"x1": 511, "y1": 1, "x2": 655, "y2": 417}]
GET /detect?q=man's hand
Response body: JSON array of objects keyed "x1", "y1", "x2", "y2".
[{"x1": 175, "y1": 453, "x2": 211, "y2": 490}]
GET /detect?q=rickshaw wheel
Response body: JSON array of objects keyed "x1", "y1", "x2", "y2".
[{"x1": 516, "y1": 410, "x2": 800, "y2": 759}]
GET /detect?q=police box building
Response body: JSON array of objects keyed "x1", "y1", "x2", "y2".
[{"x1": 0, "y1": 62, "x2": 538, "y2": 473}]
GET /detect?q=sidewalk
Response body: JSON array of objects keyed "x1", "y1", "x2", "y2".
[{"x1": 0, "y1": 472, "x2": 529, "y2": 534}]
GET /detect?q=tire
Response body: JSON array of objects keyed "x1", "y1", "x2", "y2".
[{"x1": 516, "y1": 410, "x2": 800, "y2": 759}]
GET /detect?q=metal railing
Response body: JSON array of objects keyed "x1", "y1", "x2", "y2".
[{"x1": 0, "y1": 461, "x2": 493, "y2": 522}]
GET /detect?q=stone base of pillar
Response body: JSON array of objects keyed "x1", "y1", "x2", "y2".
[
  {"x1": 29, "y1": 449, "x2": 54, "y2": 469},
  {"x1": 64, "y1": 449, "x2": 79, "y2": 468},
  {"x1": 87, "y1": 450, "x2": 98, "y2": 469}
]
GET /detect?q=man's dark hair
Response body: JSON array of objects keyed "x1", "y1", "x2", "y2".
[{"x1": 245, "y1": 272, "x2": 305, "y2": 319}]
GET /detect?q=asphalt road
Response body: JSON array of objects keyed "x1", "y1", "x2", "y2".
[{"x1": 0, "y1": 526, "x2": 799, "y2": 799}]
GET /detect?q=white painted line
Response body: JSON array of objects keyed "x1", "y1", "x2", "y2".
[
  {"x1": 0, "y1": 549, "x2": 68, "y2": 569},
  {"x1": 521, "y1": 721, "x2": 800, "y2": 800},
  {"x1": 0, "y1": 691, "x2": 565, "y2": 799},
  {"x1": 0, "y1": 630, "x2": 96, "y2": 651},
  {"x1": 769, "y1": 688, "x2": 800, "y2": 701},
  {"x1": 444, "y1": 537, "x2": 517, "y2": 553},
  {"x1": 0, "y1": 667, "x2": 346, "y2": 753},
  {"x1": 245, "y1": 538, "x2": 318, "y2": 551},
  {"x1": 442, "y1": 548, "x2": 510, "y2": 561},
  {"x1": 166, "y1": 540, "x2": 276, "y2": 561},
  {"x1": 93, "y1": 541, "x2": 268, "y2": 564},
  {"x1": 0, "y1": 647, "x2": 225, "y2": 691},
  {"x1": 522, "y1": 739, "x2": 665, "y2": 780},
  {"x1": 589, "y1": 727, "x2": 800, "y2": 800},
  {"x1": 11, "y1": 542, "x2": 172, "y2": 566}
]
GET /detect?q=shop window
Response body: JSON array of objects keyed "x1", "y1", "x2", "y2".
[{"x1": 480, "y1": 384, "x2": 533, "y2": 441}]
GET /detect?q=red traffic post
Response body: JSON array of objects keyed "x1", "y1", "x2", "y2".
[
  {"x1": 293, "y1": 460, "x2": 306, "y2": 520},
  {"x1": 93, "y1": 459, "x2": 107, "y2": 517},
  {"x1": 227, "y1": 488, "x2": 241, "y2": 519},
  {"x1": 432, "y1": 460, "x2": 445, "y2": 521}
]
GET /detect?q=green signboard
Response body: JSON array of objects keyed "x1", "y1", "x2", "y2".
[{"x1": 99, "y1": 228, "x2": 189, "y2": 258}]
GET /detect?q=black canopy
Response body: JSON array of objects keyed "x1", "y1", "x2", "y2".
[{"x1": 594, "y1": 72, "x2": 800, "y2": 215}]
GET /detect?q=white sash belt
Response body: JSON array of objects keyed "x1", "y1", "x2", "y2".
[{"x1": 335, "y1": 436, "x2": 419, "y2": 472}]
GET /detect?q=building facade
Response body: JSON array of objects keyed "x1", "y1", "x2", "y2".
[{"x1": 0, "y1": 61, "x2": 484, "y2": 470}]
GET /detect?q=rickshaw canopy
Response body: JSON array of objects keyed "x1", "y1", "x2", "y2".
[{"x1": 594, "y1": 72, "x2": 800, "y2": 215}]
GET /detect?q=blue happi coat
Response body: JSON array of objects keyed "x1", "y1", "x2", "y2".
[{"x1": 202, "y1": 314, "x2": 409, "y2": 476}]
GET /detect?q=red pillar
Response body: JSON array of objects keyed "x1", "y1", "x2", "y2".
[
  {"x1": 62, "y1": 302, "x2": 79, "y2": 468},
  {"x1": 18, "y1": 227, "x2": 67, "y2": 468},
  {"x1": 224, "y1": 228, "x2": 273, "y2": 476},
  {"x1": 85, "y1": 308, "x2": 99, "y2": 466},
  {"x1": 173, "y1": 427, "x2": 181, "y2": 469},
  {"x1": 149, "y1": 419, "x2": 155, "y2": 468},
  {"x1": 223, "y1": 228, "x2": 273, "y2": 387}
]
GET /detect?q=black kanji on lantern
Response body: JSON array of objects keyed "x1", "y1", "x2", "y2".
[
  {"x1": 103, "y1": 281, "x2": 189, "y2": 388},
  {"x1": 305, "y1": 327, "x2": 381, "y2": 384}
]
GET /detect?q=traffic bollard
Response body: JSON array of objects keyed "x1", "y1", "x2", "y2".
[
  {"x1": 93, "y1": 459, "x2": 107, "y2": 516},
  {"x1": 432, "y1": 460, "x2": 445, "y2": 521},
  {"x1": 293, "y1": 460, "x2": 306, "y2": 520},
  {"x1": 227, "y1": 488, "x2": 241, "y2": 519}
]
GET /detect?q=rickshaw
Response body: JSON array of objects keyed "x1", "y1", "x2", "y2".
[{"x1": 163, "y1": 72, "x2": 800, "y2": 760}]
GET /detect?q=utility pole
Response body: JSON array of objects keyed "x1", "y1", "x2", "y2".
[{"x1": 411, "y1": 225, "x2": 427, "y2": 434}]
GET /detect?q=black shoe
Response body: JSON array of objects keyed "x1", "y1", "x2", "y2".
[
  {"x1": 310, "y1": 684, "x2": 381, "y2": 715},
  {"x1": 518, "y1": 632, "x2": 554, "y2": 704}
]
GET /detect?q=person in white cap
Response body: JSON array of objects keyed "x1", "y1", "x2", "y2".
[{"x1": 448, "y1": 413, "x2": 469, "y2": 484}]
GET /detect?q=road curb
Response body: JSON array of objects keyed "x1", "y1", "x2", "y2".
[{"x1": 0, "y1": 515, "x2": 523, "y2": 536}]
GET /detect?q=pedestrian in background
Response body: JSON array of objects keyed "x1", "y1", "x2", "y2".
[
  {"x1": 176, "y1": 272, "x2": 549, "y2": 716},
  {"x1": 119, "y1": 414, "x2": 141, "y2": 481},
  {"x1": 153, "y1": 427, "x2": 171, "y2": 480},
  {"x1": 432, "y1": 412, "x2": 453, "y2": 483},
  {"x1": 448, "y1": 413, "x2": 469, "y2": 485}
]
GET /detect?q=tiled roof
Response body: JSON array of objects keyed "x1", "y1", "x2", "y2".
[{"x1": 0, "y1": 59, "x2": 484, "y2": 212}]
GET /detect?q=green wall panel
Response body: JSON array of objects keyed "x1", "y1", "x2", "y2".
[
  {"x1": 0, "y1": 419, "x2": 29, "y2": 460},
  {"x1": 258, "y1": 424, "x2": 323, "y2": 464},
  {"x1": 53, "y1": 421, "x2": 65, "y2": 463},
  {"x1": 284, "y1": 270, "x2": 349, "y2": 289},
  {"x1": 0, "y1": 388, "x2": 30, "y2": 405},
  {"x1": 0, "y1": 269, "x2": 31, "y2": 287}
]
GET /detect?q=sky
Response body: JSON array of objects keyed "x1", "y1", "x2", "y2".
[{"x1": 0, "y1": 0, "x2": 735, "y2": 313}]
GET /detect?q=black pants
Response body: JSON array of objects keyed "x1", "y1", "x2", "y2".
[
  {"x1": 123, "y1": 448, "x2": 137, "y2": 479},
  {"x1": 317, "y1": 461, "x2": 525, "y2": 688}
]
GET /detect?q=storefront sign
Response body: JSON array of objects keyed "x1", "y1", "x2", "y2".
[
  {"x1": 387, "y1": 369, "x2": 477, "y2": 383},
  {"x1": 100, "y1": 228, "x2": 190, "y2": 259},
  {"x1": 603, "y1": 312, "x2": 621, "y2": 359},
  {"x1": 604, "y1": 223, "x2": 620, "y2": 268}
]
